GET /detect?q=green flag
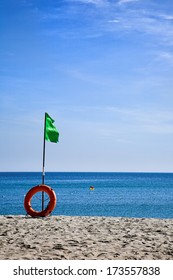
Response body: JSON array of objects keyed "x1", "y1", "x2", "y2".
[{"x1": 45, "y1": 113, "x2": 59, "y2": 143}]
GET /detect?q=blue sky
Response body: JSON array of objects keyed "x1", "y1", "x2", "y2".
[{"x1": 1, "y1": 0, "x2": 173, "y2": 172}]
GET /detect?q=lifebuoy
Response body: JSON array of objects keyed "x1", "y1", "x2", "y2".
[{"x1": 24, "y1": 184, "x2": 56, "y2": 217}]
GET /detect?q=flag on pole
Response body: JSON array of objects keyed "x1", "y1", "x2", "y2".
[{"x1": 45, "y1": 113, "x2": 59, "y2": 143}]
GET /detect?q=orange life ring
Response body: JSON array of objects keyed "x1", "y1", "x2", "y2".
[{"x1": 24, "y1": 184, "x2": 56, "y2": 217}]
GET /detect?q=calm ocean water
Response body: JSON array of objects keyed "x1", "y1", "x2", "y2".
[{"x1": 0, "y1": 172, "x2": 173, "y2": 218}]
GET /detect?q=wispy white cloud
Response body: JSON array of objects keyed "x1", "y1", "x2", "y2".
[
  {"x1": 70, "y1": 0, "x2": 140, "y2": 5},
  {"x1": 155, "y1": 51, "x2": 173, "y2": 66},
  {"x1": 117, "y1": 0, "x2": 140, "y2": 5},
  {"x1": 38, "y1": 0, "x2": 173, "y2": 47},
  {"x1": 63, "y1": 68, "x2": 107, "y2": 85},
  {"x1": 107, "y1": 107, "x2": 173, "y2": 135},
  {"x1": 157, "y1": 13, "x2": 173, "y2": 21},
  {"x1": 60, "y1": 104, "x2": 173, "y2": 135},
  {"x1": 67, "y1": 0, "x2": 108, "y2": 6},
  {"x1": 126, "y1": 107, "x2": 170, "y2": 134},
  {"x1": 107, "y1": 9, "x2": 173, "y2": 46}
]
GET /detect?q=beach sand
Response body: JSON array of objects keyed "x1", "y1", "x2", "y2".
[{"x1": 0, "y1": 215, "x2": 172, "y2": 260}]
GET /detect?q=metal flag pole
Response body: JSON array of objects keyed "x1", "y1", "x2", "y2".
[{"x1": 42, "y1": 112, "x2": 46, "y2": 211}]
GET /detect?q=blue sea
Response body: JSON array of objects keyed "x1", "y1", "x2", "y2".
[{"x1": 0, "y1": 172, "x2": 173, "y2": 218}]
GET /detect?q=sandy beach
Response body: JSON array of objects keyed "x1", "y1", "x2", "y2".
[{"x1": 0, "y1": 215, "x2": 172, "y2": 260}]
